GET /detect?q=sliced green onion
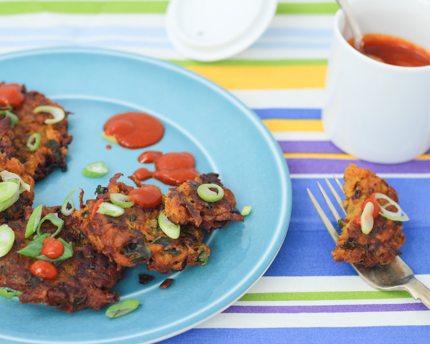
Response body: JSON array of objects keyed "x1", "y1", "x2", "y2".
[
  {"x1": 106, "y1": 299, "x2": 140, "y2": 319},
  {"x1": 374, "y1": 192, "x2": 409, "y2": 222},
  {"x1": 158, "y1": 212, "x2": 180, "y2": 239},
  {"x1": 0, "y1": 170, "x2": 31, "y2": 193},
  {"x1": 0, "y1": 287, "x2": 22, "y2": 299},
  {"x1": 26, "y1": 133, "x2": 41, "y2": 152},
  {"x1": 0, "y1": 110, "x2": 18, "y2": 128},
  {"x1": 361, "y1": 202, "x2": 374, "y2": 235},
  {"x1": 36, "y1": 213, "x2": 64, "y2": 238},
  {"x1": 25, "y1": 204, "x2": 44, "y2": 238},
  {"x1": 101, "y1": 132, "x2": 118, "y2": 144},
  {"x1": 61, "y1": 188, "x2": 81, "y2": 216},
  {"x1": 97, "y1": 202, "x2": 124, "y2": 217},
  {"x1": 110, "y1": 193, "x2": 134, "y2": 208},
  {"x1": 241, "y1": 206, "x2": 252, "y2": 216},
  {"x1": 0, "y1": 225, "x2": 15, "y2": 257},
  {"x1": 82, "y1": 162, "x2": 109, "y2": 178},
  {"x1": 18, "y1": 233, "x2": 49, "y2": 258},
  {"x1": 34, "y1": 106, "x2": 65, "y2": 124},
  {"x1": 197, "y1": 183, "x2": 224, "y2": 202},
  {"x1": 0, "y1": 182, "x2": 19, "y2": 213}
]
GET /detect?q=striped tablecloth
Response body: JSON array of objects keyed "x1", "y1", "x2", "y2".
[{"x1": 1, "y1": 1, "x2": 430, "y2": 343}]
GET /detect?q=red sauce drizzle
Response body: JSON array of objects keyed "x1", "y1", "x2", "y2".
[
  {"x1": 134, "y1": 168, "x2": 153, "y2": 181},
  {"x1": 133, "y1": 152, "x2": 199, "y2": 186},
  {"x1": 104, "y1": 112, "x2": 164, "y2": 149},
  {"x1": 0, "y1": 83, "x2": 25, "y2": 108},
  {"x1": 129, "y1": 185, "x2": 162, "y2": 208},
  {"x1": 348, "y1": 34, "x2": 430, "y2": 67},
  {"x1": 138, "y1": 151, "x2": 163, "y2": 164},
  {"x1": 106, "y1": 145, "x2": 112, "y2": 150}
]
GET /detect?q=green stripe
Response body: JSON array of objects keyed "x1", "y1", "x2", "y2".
[
  {"x1": 240, "y1": 291, "x2": 412, "y2": 302},
  {"x1": 169, "y1": 59, "x2": 328, "y2": 67},
  {"x1": 0, "y1": 1, "x2": 168, "y2": 15},
  {"x1": 276, "y1": 3, "x2": 339, "y2": 15},
  {"x1": 0, "y1": 1, "x2": 338, "y2": 15}
]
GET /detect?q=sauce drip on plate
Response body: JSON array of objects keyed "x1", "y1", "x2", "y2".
[
  {"x1": 104, "y1": 112, "x2": 164, "y2": 149},
  {"x1": 129, "y1": 184, "x2": 162, "y2": 208},
  {"x1": 0, "y1": 83, "x2": 25, "y2": 107},
  {"x1": 348, "y1": 34, "x2": 430, "y2": 67},
  {"x1": 138, "y1": 151, "x2": 163, "y2": 164}
]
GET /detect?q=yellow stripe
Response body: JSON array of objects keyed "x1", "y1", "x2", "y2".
[
  {"x1": 263, "y1": 119, "x2": 324, "y2": 132},
  {"x1": 416, "y1": 154, "x2": 430, "y2": 160},
  {"x1": 185, "y1": 65, "x2": 326, "y2": 90},
  {"x1": 284, "y1": 153, "x2": 358, "y2": 160}
]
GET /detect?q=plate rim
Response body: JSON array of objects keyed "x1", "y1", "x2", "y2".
[{"x1": 0, "y1": 47, "x2": 292, "y2": 343}]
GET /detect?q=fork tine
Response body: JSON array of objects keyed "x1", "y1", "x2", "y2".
[
  {"x1": 307, "y1": 189, "x2": 339, "y2": 242},
  {"x1": 334, "y1": 176, "x2": 345, "y2": 195},
  {"x1": 317, "y1": 182, "x2": 341, "y2": 222},
  {"x1": 325, "y1": 178, "x2": 347, "y2": 216}
]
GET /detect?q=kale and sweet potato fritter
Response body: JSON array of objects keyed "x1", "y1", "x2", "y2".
[
  {"x1": 0, "y1": 84, "x2": 72, "y2": 181},
  {"x1": 0, "y1": 206, "x2": 123, "y2": 313},
  {"x1": 73, "y1": 173, "x2": 210, "y2": 274},
  {"x1": 333, "y1": 164, "x2": 405, "y2": 267}
]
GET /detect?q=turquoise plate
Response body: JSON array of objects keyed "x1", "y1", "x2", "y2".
[{"x1": 0, "y1": 48, "x2": 291, "y2": 343}]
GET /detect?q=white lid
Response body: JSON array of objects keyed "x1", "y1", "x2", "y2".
[{"x1": 166, "y1": 0, "x2": 278, "y2": 62}]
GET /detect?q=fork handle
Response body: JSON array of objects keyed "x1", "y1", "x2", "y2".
[{"x1": 403, "y1": 278, "x2": 430, "y2": 310}]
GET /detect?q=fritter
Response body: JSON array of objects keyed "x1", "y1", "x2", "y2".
[
  {"x1": 0, "y1": 206, "x2": 123, "y2": 313},
  {"x1": 0, "y1": 152, "x2": 35, "y2": 224},
  {"x1": 164, "y1": 173, "x2": 244, "y2": 234},
  {"x1": 332, "y1": 164, "x2": 405, "y2": 267},
  {"x1": 73, "y1": 174, "x2": 210, "y2": 274},
  {"x1": 0, "y1": 83, "x2": 73, "y2": 181}
]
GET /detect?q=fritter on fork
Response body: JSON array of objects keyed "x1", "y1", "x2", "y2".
[
  {"x1": 164, "y1": 173, "x2": 244, "y2": 234},
  {"x1": 0, "y1": 206, "x2": 123, "y2": 313},
  {"x1": 333, "y1": 164, "x2": 405, "y2": 267},
  {"x1": 73, "y1": 174, "x2": 210, "y2": 274}
]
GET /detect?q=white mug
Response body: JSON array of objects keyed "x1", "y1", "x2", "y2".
[{"x1": 322, "y1": 0, "x2": 430, "y2": 164}]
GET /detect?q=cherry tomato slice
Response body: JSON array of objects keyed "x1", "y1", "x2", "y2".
[
  {"x1": 353, "y1": 216, "x2": 361, "y2": 226},
  {"x1": 91, "y1": 199, "x2": 104, "y2": 217},
  {"x1": 40, "y1": 237, "x2": 64, "y2": 259},
  {"x1": 361, "y1": 194, "x2": 381, "y2": 219},
  {"x1": 30, "y1": 260, "x2": 58, "y2": 280}
]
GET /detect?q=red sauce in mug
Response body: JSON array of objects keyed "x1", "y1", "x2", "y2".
[
  {"x1": 129, "y1": 184, "x2": 162, "y2": 208},
  {"x1": 104, "y1": 112, "x2": 164, "y2": 149},
  {"x1": 0, "y1": 83, "x2": 25, "y2": 107},
  {"x1": 348, "y1": 34, "x2": 430, "y2": 67}
]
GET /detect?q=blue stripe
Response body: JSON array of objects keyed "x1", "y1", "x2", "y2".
[
  {"x1": 161, "y1": 327, "x2": 430, "y2": 344},
  {"x1": 251, "y1": 41, "x2": 331, "y2": 49},
  {"x1": 262, "y1": 27, "x2": 333, "y2": 39},
  {"x1": 264, "y1": 178, "x2": 430, "y2": 277},
  {"x1": 253, "y1": 108, "x2": 321, "y2": 120},
  {"x1": 0, "y1": 39, "x2": 174, "y2": 48}
]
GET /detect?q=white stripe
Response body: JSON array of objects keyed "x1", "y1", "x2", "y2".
[
  {"x1": 198, "y1": 311, "x2": 430, "y2": 328},
  {"x1": 246, "y1": 275, "x2": 430, "y2": 293},
  {"x1": 0, "y1": 35, "x2": 171, "y2": 43},
  {"x1": 292, "y1": 173, "x2": 430, "y2": 179},
  {"x1": 271, "y1": 132, "x2": 329, "y2": 141},
  {"x1": 278, "y1": 0, "x2": 336, "y2": 3},
  {"x1": 231, "y1": 89, "x2": 325, "y2": 109},
  {"x1": 271, "y1": 15, "x2": 335, "y2": 28},
  {"x1": 234, "y1": 49, "x2": 329, "y2": 60}
]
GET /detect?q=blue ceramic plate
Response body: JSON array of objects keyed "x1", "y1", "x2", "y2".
[{"x1": 0, "y1": 48, "x2": 291, "y2": 343}]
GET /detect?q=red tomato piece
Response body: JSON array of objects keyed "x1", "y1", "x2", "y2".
[
  {"x1": 91, "y1": 199, "x2": 104, "y2": 217},
  {"x1": 30, "y1": 260, "x2": 59, "y2": 280},
  {"x1": 361, "y1": 194, "x2": 381, "y2": 219},
  {"x1": 40, "y1": 237, "x2": 64, "y2": 259}
]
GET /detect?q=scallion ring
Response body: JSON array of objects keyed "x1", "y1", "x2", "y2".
[
  {"x1": 0, "y1": 225, "x2": 15, "y2": 257},
  {"x1": 374, "y1": 193, "x2": 409, "y2": 222},
  {"x1": 106, "y1": 299, "x2": 140, "y2": 319},
  {"x1": 101, "y1": 132, "x2": 118, "y2": 144},
  {"x1": 110, "y1": 193, "x2": 134, "y2": 208},
  {"x1": 61, "y1": 188, "x2": 81, "y2": 216},
  {"x1": 0, "y1": 110, "x2": 18, "y2": 128},
  {"x1": 97, "y1": 202, "x2": 124, "y2": 217},
  {"x1": 36, "y1": 213, "x2": 64, "y2": 238},
  {"x1": 197, "y1": 184, "x2": 224, "y2": 202},
  {"x1": 158, "y1": 212, "x2": 180, "y2": 239},
  {"x1": 25, "y1": 204, "x2": 44, "y2": 238},
  {"x1": 26, "y1": 133, "x2": 41, "y2": 152},
  {"x1": 0, "y1": 182, "x2": 19, "y2": 213},
  {"x1": 34, "y1": 106, "x2": 65, "y2": 124},
  {"x1": 82, "y1": 162, "x2": 109, "y2": 178},
  {"x1": 241, "y1": 206, "x2": 252, "y2": 216},
  {"x1": 0, "y1": 287, "x2": 22, "y2": 299},
  {"x1": 0, "y1": 170, "x2": 31, "y2": 193}
]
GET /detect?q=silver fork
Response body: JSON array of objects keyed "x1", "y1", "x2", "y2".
[{"x1": 308, "y1": 177, "x2": 430, "y2": 309}]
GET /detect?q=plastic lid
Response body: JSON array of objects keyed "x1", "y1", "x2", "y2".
[{"x1": 166, "y1": 0, "x2": 278, "y2": 62}]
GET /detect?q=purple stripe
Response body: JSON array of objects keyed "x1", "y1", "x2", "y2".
[
  {"x1": 278, "y1": 141, "x2": 344, "y2": 153},
  {"x1": 286, "y1": 158, "x2": 430, "y2": 174},
  {"x1": 224, "y1": 303, "x2": 428, "y2": 314},
  {"x1": 253, "y1": 108, "x2": 321, "y2": 120}
]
